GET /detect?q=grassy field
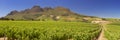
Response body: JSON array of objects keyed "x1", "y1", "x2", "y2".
[
  {"x1": 0, "y1": 21, "x2": 101, "y2": 40},
  {"x1": 105, "y1": 22, "x2": 120, "y2": 40}
]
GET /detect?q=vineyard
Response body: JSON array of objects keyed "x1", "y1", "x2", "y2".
[
  {"x1": 105, "y1": 22, "x2": 120, "y2": 40},
  {"x1": 0, "y1": 21, "x2": 101, "y2": 40}
]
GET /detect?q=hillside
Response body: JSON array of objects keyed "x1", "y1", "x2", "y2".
[{"x1": 1, "y1": 5, "x2": 99, "y2": 22}]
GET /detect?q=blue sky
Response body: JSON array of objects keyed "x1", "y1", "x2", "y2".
[{"x1": 0, "y1": 0, "x2": 120, "y2": 18}]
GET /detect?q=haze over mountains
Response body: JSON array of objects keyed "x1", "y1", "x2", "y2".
[{"x1": 1, "y1": 5, "x2": 100, "y2": 22}]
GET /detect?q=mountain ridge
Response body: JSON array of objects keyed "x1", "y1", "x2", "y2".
[{"x1": 0, "y1": 5, "x2": 100, "y2": 22}]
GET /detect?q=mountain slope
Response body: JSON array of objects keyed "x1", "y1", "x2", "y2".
[{"x1": 2, "y1": 5, "x2": 99, "y2": 21}]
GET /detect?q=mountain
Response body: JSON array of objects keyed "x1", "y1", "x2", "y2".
[{"x1": 1, "y1": 5, "x2": 100, "y2": 22}]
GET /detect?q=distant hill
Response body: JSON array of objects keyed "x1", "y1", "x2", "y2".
[{"x1": 0, "y1": 5, "x2": 100, "y2": 22}]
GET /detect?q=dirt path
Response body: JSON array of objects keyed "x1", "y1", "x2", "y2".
[
  {"x1": 97, "y1": 29, "x2": 107, "y2": 40},
  {"x1": 97, "y1": 23, "x2": 108, "y2": 40},
  {"x1": 0, "y1": 37, "x2": 7, "y2": 40}
]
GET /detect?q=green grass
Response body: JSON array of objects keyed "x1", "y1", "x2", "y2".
[
  {"x1": 0, "y1": 21, "x2": 101, "y2": 40},
  {"x1": 105, "y1": 22, "x2": 120, "y2": 40}
]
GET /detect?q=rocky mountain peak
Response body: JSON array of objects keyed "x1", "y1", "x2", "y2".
[
  {"x1": 30, "y1": 5, "x2": 43, "y2": 12},
  {"x1": 8, "y1": 10, "x2": 19, "y2": 15}
]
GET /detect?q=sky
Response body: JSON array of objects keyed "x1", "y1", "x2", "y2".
[{"x1": 0, "y1": 0, "x2": 120, "y2": 18}]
